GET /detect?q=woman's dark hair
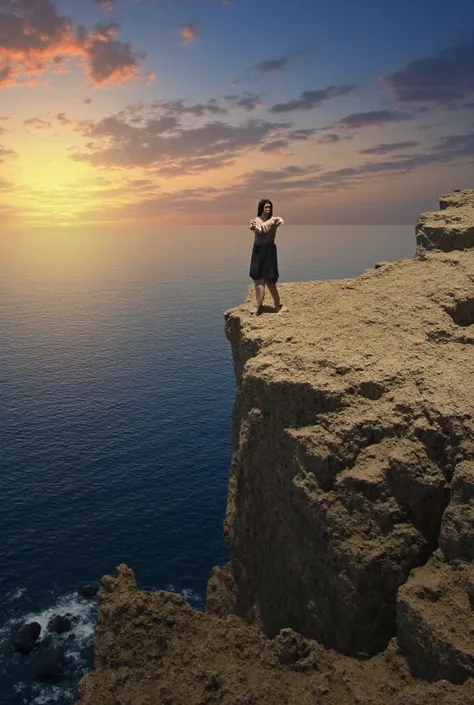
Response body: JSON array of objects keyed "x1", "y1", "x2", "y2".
[{"x1": 257, "y1": 198, "x2": 273, "y2": 217}]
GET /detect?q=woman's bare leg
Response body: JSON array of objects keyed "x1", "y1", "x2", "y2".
[
  {"x1": 254, "y1": 279, "x2": 266, "y2": 313},
  {"x1": 266, "y1": 282, "x2": 281, "y2": 310}
]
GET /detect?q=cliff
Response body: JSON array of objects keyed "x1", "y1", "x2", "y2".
[{"x1": 77, "y1": 191, "x2": 474, "y2": 704}]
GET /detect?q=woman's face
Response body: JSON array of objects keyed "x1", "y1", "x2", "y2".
[{"x1": 262, "y1": 202, "x2": 272, "y2": 217}]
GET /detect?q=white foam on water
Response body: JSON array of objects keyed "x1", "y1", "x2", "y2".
[
  {"x1": 3, "y1": 585, "x2": 203, "y2": 704},
  {"x1": 19, "y1": 592, "x2": 98, "y2": 648},
  {"x1": 13, "y1": 681, "x2": 26, "y2": 696},
  {"x1": 27, "y1": 684, "x2": 75, "y2": 705},
  {"x1": 2, "y1": 590, "x2": 98, "y2": 705},
  {"x1": 165, "y1": 584, "x2": 204, "y2": 609},
  {"x1": 8, "y1": 587, "x2": 27, "y2": 602},
  {"x1": 181, "y1": 588, "x2": 204, "y2": 609}
]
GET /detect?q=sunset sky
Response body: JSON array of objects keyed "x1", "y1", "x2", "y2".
[{"x1": 1, "y1": 0, "x2": 473, "y2": 227}]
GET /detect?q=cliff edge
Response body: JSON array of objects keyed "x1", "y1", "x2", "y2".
[{"x1": 77, "y1": 191, "x2": 474, "y2": 704}]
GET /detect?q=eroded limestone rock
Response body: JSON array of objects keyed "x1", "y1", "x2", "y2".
[
  {"x1": 416, "y1": 188, "x2": 474, "y2": 251},
  {"x1": 217, "y1": 192, "x2": 474, "y2": 676},
  {"x1": 76, "y1": 564, "x2": 474, "y2": 704},
  {"x1": 397, "y1": 551, "x2": 474, "y2": 684},
  {"x1": 76, "y1": 192, "x2": 474, "y2": 703}
]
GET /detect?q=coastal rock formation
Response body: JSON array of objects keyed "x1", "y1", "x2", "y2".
[
  {"x1": 212, "y1": 189, "x2": 474, "y2": 676},
  {"x1": 76, "y1": 191, "x2": 474, "y2": 703},
  {"x1": 77, "y1": 564, "x2": 474, "y2": 704},
  {"x1": 416, "y1": 189, "x2": 474, "y2": 251}
]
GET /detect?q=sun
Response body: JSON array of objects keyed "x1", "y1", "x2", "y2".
[{"x1": 7, "y1": 137, "x2": 102, "y2": 224}]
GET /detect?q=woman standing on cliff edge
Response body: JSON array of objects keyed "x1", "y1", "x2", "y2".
[{"x1": 249, "y1": 198, "x2": 284, "y2": 316}]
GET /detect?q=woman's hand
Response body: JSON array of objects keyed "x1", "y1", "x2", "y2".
[
  {"x1": 249, "y1": 218, "x2": 257, "y2": 230},
  {"x1": 261, "y1": 217, "x2": 281, "y2": 232}
]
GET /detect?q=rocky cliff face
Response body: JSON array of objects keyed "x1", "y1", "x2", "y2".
[
  {"x1": 77, "y1": 191, "x2": 474, "y2": 704},
  {"x1": 77, "y1": 565, "x2": 474, "y2": 705},
  {"x1": 209, "y1": 189, "x2": 474, "y2": 677},
  {"x1": 416, "y1": 189, "x2": 474, "y2": 252}
]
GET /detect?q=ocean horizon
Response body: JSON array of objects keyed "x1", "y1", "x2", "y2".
[{"x1": 0, "y1": 224, "x2": 415, "y2": 704}]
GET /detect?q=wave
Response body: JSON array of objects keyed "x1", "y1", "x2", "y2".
[{"x1": 1, "y1": 582, "x2": 205, "y2": 704}]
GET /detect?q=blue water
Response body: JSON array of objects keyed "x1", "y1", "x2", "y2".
[{"x1": 0, "y1": 225, "x2": 414, "y2": 704}]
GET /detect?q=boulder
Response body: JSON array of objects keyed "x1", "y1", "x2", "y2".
[{"x1": 11, "y1": 622, "x2": 41, "y2": 655}]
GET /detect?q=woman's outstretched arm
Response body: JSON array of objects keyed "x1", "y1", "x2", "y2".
[{"x1": 261, "y1": 216, "x2": 284, "y2": 232}]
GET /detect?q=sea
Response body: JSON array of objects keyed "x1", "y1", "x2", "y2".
[{"x1": 0, "y1": 224, "x2": 414, "y2": 704}]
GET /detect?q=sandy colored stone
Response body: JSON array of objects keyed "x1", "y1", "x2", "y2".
[
  {"x1": 215, "y1": 191, "x2": 474, "y2": 683},
  {"x1": 416, "y1": 188, "x2": 474, "y2": 251},
  {"x1": 220, "y1": 248, "x2": 473, "y2": 656},
  {"x1": 76, "y1": 192, "x2": 474, "y2": 703},
  {"x1": 397, "y1": 550, "x2": 474, "y2": 684},
  {"x1": 77, "y1": 564, "x2": 474, "y2": 705}
]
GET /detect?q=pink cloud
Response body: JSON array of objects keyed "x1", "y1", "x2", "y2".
[
  {"x1": 180, "y1": 23, "x2": 198, "y2": 45},
  {"x1": 0, "y1": 0, "x2": 147, "y2": 88}
]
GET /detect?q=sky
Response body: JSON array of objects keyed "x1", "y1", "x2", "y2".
[{"x1": 0, "y1": 0, "x2": 473, "y2": 227}]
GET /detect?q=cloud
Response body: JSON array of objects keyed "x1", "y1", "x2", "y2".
[
  {"x1": 287, "y1": 128, "x2": 317, "y2": 141},
  {"x1": 180, "y1": 23, "x2": 198, "y2": 44},
  {"x1": 57, "y1": 96, "x2": 319, "y2": 177},
  {"x1": 156, "y1": 154, "x2": 235, "y2": 176},
  {"x1": 57, "y1": 112, "x2": 72, "y2": 125},
  {"x1": 73, "y1": 125, "x2": 474, "y2": 224},
  {"x1": 0, "y1": 0, "x2": 147, "y2": 88},
  {"x1": 359, "y1": 141, "x2": 419, "y2": 155},
  {"x1": 335, "y1": 110, "x2": 411, "y2": 129},
  {"x1": 70, "y1": 108, "x2": 292, "y2": 173},
  {"x1": 81, "y1": 163, "x2": 323, "y2": 222},
  {"x1": 260, "y1": 139, "x2": 289, "y2": 153},
  {"x1": 167, "y1": 131, "x2": 474, "y2": 208},
  {"x1": 314, "y1": 132, "x2": 353, "y2": 145},
  {"x1": 270, "y1": 84, "x2": 356, "y2": 113},
  {"x1": 248, "y1": 56, "x2": 293, "y2": 76},
  {"x1": 85, "y1": 24, "x2": 147, "y2": 84},
  {"x1": 435, "y1": 131, "x2": 474, "y2": 155},
  {"x1": 153, "y1": 98, "x2": 227, "y2": 117},
  {"x1": 174, "y1": 0, "x2": 233, "y2": 4},
  {"x1": 381, "y1": 39, "x2": 474, "y2": 105},
  {"x1": 24, "y1": 117, "x2": 52, "y2": 129},
  {"x1": 91, "y1": 0, "x2": 117, "y2": 10},
  {"x1": 230, "y1": 131, "x2": 474, "y2": 198},
  {"x1": 322, "y1": 131, "x2": 474, "y2": 185},
  {"x1": 224, "y1": 92, "x2": 262, "y2": 111},
  {"x1": 0, "y1": 144, "x2": 15, "y2": 160}
]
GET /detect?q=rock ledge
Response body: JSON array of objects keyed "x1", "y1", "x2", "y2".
[{"x1": 76, "y1": 192, "x2": 474, "y2": 704}]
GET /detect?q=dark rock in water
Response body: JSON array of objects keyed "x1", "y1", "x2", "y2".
[
  {"x1": 35, "y1": 648, "x2": 65, "y2": 679},
  {"x1": 11, "y1": 622, "x2": 41, "y2": 655},
  {"x1": 48, "y1": 615, "x2": 72, "y2": 633},
  {"x1": 79, "y1": 584, "x2": 99, "y2": 598}
]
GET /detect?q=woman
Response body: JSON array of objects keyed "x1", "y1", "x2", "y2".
[{"x1": 249, "y1": 198, "x2": 284, "y2": 316}]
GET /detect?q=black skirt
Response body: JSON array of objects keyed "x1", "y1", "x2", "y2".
[{"x1": 249, "y1": 242, "x2": 279, "y2": 283}]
